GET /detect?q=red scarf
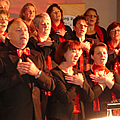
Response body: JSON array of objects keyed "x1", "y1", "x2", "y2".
[
  {"x1": 95, "y1": 25, "x2": 104, "y2": 42},
  {"x1": 75, "y1": 41, "x2": 91, "y2": 71},
  {"x1": 36, "y1": 35, "x2": 52, "y2": 98},
  {"x1": 51, "y1": 21, "x2": 66, "y2": 42},
  {"x1": 107, "y1": 41, "x2": 120, "y2": 76},
  {"x1": 36, "y1": 34, "x2": 52, "y2": 70},
  {"x1": 92, "y1": 64, "x2": 120, "y2": 115},
  {"x1": 73, "y1": 94, "x2": 81, "y2": 113}
]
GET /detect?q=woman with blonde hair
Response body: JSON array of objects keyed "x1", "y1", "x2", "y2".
[{"x1": 19, "y1": 3, "x2": 38, "y2": 34}]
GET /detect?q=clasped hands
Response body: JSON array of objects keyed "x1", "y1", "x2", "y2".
[
  {"x1": 65, "y1": 73, "x2": 84, "y2": 88},
  {"x1": 89, "y1": 72, "x2": 115, "y2": 89},
  {"x1": 17, "y1": 57, "x2": 40, "y2": 76},
  {"x1": 80, "y1": 41, "x2": 90, "y2": 53},
  {"x1": 37, "y1": 39, "x2": 54, "y2": 47}
]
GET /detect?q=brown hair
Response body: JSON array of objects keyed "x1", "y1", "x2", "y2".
[
  {"x1": 89, "y1": 42, "x2": 108, "y2": 63},
  {"x1": 107, "y1": 22, "x2": 120, "y2": 41},
  {"x1": 19, "y1": 3, "x2": 37, "y2": 20},
  {"x1": 46, "y1": 3, "x2": 64, "y2": 23},
  {"x1": 83, "y1": 8, "x2": 99, "y2": 25},
  {"x1": 55, "y1": 40, "x2": 81, "y2": 64},
  {"x1": 73, "y1": 15, "x2": 87, "y2": 27}
]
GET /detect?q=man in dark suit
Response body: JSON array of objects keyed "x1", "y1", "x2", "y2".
[{"x1": 0, "y1": 18, "x2": 55, "y2": 120}]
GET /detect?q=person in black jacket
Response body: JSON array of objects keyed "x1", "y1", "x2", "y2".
[
  {"x1": 0, "y1": 18, "x2": 55, "y2": 120},
  {"x1": 47, "y1": 40, "x2": 95, "y2": 120},
  {"x1": 84, "y1": 42, "x2": 120, "y2": 118},
  {"x1": 46, "y1": 3, "x2": 74, "y2": 43}
]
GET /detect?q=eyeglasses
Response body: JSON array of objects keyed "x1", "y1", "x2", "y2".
[
  {"x1": 0, "y1": 17, "x2": 9, "y2": 22},
  {"x1": 111, "y1": 29, "x2": 120, "y2": 33},
  {"x1": 76, "y1": 24, "x2": 88, "y2": 28},
  {"x1": 85, "y1": 14, "x2": 97, "y2": 18}
]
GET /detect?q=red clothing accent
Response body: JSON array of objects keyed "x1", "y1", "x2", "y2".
[
  {"x1": 95, "y1": 25, "x2": 104, "y2": 42},
  {"x1": 36, "y1": 35, "x2": 52, "y2": 70},
  {"x1": 107, "y1": 41, "x2": 120, "y2": 76},
  {"x1": 92, "y1": 64, "x2": 112, "y2": 111},
  {"x1": 36, "y1": 35, "x2": 52, "y2": 97},
  {"x1": 73, "y1": 94, "x2": 81, "y2": 113},
  {"x1": 51, "y1": 21, "x2": 66, "y2": 42},
  {"x1": 75, "y1": 41, "x2": 91, "y2": 71},
  {"x1": 92, "y1": 64, "x2": 120, "y2": 115},
  {"x1": 45, "y1": 91, "x2": 51, "y2": 96},
  {"x1": 80, "y1": 53, "x2": 84, "y2": 71},
  {"x1": 17, "y1": 47, "x2": 30, "y2": 57}
]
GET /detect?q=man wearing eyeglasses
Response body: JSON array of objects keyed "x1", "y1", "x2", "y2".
[{"x1": 72, "y1": 15, "x2": 91, "y2": 72}]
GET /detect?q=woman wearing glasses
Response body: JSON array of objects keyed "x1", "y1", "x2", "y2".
[
  {"x1": 83, "y1": 8, "x2": 107, "y2": 44},
  {"x1": 107, "y1": 22, "x2": 120, "y2": 76}
]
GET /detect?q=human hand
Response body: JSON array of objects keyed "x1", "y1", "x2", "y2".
[
  {"x1": 17, "y1": 58, "x2": 26, "y2": 75},
  {"x1": 17, "y1": 58, "x2": 40, "y2": 76},
  {"x1": 37, "y1": 39, "x2": 54, "y2": 47},
  {"x1": 65, "y1": 73, "x2": 84, "y2": 88},
  {"x1": 108, "y1": 48, "x2": 119, "y2": 55},
  {"x1": 80, "y1": 41, "x2": 90, "y2": 53},
  {"x1": 55, "y1": 28, "x2": 67, "y2": 36},
  {"x1": 90, "y1": 72, "x2": 114, "y2": 89}
]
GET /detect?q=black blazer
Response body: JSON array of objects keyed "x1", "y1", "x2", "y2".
[
  {"x1": 0, "y1": 44, "x2": 55, "y2": 120},
  {"x1": 84, "y1": 70, "x2": 120, "y2": 119},
  {"x1": 47, "y1": 66, "x2": 94, "y2": 120}
]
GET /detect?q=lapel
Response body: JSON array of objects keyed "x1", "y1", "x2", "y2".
[{"x1": 8, "y1": 54, "x2": 19, "y2": 67}]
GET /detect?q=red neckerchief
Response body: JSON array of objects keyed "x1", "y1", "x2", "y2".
[
  {"x1": 36, "y1": 34, "x2": 52, "y2": 97},
  {"x1": 107, "y1": 41, "x2": 120, "y2": 76},
  {"x1": 17, "y1": 47, "x2": 30, "y2": 57},
  {"x1": 51, "y1": 21, "x2": 66, "y2": 42},
  {"x1": 95, "y1": 25, "x2": 104, "y2": 42},
  {"x1": 75, "y1": 41, "x2": 91, "y2": 71},
  {"x1": 36, "y1": 34, "x2": 52, "y2": 70},
  {"x1": 92, "y1": 64, "x2": 120, "y2": 115}
]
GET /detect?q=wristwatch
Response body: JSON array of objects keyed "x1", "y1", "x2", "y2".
[{"x1": 35, "y1": 70, "x2": 42, "y2": 79}]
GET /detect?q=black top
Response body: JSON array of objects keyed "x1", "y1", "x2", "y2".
[
  {"x1": 85, "y1": 26, "x2": 107, "y2": 44},
  {"x1": 47, "y1": 66, "x2": 95, "y2": 120},
  {"x1": 84, "y1": 69, "x2": 120, "y2": 119},
  {"x1": 0, "y1": 40, "x2": 55, "y2": 120}
]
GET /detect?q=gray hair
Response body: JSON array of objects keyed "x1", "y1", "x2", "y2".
[{"x1": 33, "y1": 12, "x2": 51, "y2": 28}]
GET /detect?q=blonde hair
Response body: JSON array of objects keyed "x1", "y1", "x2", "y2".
[{"x1": 19, "y1": 3, "x2": 37, "y2": 20}]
